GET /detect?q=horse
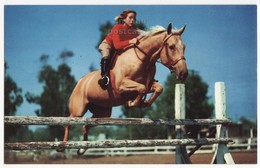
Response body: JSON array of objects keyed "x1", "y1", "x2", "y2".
[{"x1": 57, "y1": 23, "x2": 188, "y2": 155}]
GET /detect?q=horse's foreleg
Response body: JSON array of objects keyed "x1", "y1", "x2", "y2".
[
  {"x1": 127, "y1": 94, "x2": 145, "y2": 107},
  {"x1": 119, "y1": 79, "x2": 146, "y2": 107},
  {"x1": 142, "y1": 81, "x2": 163, "y2": 106}
]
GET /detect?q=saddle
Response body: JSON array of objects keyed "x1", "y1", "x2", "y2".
[{"x1": 109, "y1": 52, "x2": 118, "y2": 70}]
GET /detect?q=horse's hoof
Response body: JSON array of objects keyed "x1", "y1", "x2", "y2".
[
  {"x1": 77, "y1": 148, "x2": 87, "y2": 155},
  {"x1": 56, "y1": 147, "x2": 66, "y2": 152},
  {"x1": 126, "y1": 101, "x2": 135, "y2": 108}
]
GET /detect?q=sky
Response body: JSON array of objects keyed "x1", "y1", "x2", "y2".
[{"x1": 2, "y1": 4, "x2": 257, "y2": 123}]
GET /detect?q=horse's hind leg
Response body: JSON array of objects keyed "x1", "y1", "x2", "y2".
[
  {"x1": 77, "y1": 105, "x2": 112, "y2": 155},
  {"x1": 56, "y1": 95, "x2": 88, "y2": 152},
  {"x1": 56, "y1": 119, "x2": 72, "y2": 152},
  {"x1": 77, "y1": 124, "x2": 92, "y2": 155}
]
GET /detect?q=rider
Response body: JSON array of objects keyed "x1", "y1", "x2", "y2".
[{"x1": 98, "y1": 9, "x2": 139, "y2": 89}]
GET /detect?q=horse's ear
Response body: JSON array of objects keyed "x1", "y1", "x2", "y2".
[
  {"x1": 167, "y1": 23, "x2": 172, "y2": 35},
  {"x1": 178, "y1": 25, "x2": 186, "y2": 35}
]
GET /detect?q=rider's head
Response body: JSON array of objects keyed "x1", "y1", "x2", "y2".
[{"x1": 115, "y1": 9, "x2": 137, "y2": 27}]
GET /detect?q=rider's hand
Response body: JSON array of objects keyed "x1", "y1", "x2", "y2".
[{"x1": 129, "y1": 38, "x2": 138, "y2": 45}]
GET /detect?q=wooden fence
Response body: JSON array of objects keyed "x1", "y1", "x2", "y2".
[{"x1": 4, "y1": 82, "x2": 235, "y2": 164}]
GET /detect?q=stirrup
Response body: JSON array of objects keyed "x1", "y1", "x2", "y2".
[
  {"x1": 102, "y1": 76, "x2": 110, "y2": 86},
  {"x1": 100, "y1": 76, "x2": 109, "y2": 86}
]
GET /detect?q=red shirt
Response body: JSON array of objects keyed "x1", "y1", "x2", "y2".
[{"x1": 106, "y1": 24, "x2": 139, "y2": 50}]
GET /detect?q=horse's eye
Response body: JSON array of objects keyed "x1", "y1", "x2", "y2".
[{"x1": 169, "y1": 45, "x2": 175, "y2": 51}]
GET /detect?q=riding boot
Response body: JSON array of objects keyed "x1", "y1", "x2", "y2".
[{"x1": 98, "y1": 56, "x2": 110, "y2": 89}]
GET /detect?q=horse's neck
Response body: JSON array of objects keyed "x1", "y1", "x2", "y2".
[{"x1": 138, "y1": 32, "x2": 167, "y2": 62}]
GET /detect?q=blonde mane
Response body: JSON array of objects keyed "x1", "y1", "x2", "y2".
[
  {"x1": 137, "y1": 25, "x2": 179, "y2": 38},
  {"x1": 137, "y1": 25, "x2": 166, "y2": 36}
]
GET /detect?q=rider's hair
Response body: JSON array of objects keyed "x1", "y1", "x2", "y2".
[{"x1": 114, "y1": 9, "x2": 137, "y2": 24}]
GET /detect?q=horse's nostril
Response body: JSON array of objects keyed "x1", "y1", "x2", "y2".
[
  {"x1": 178, "y1": 71, "x2": 187, "y2": 81},
  {"x1": 179, "y1": 72, "x2": 184, "y2": 79}
]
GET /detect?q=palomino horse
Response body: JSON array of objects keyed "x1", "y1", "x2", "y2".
[{"x1": 57, "y1": 23, "x2": 188, "y2": 155}]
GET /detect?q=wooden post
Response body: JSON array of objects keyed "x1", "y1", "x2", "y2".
[
  {"x1": 247, "y1": 128, "x2": 254, "y2": 150},
  {"x1": 211, "y1": 82, "x2": 235, "y2": 164},
  {"x1": 175, "y1": 84, "x2": 191, "y2": 164}
]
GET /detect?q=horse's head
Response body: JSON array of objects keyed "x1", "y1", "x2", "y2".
[{"x1": 159, "y1": 23, "x2": 188, "y2": 82}]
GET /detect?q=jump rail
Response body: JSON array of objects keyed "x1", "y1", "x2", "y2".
[
  {"x1": 4, "y1": 82, "x2": 234, "y2": 164},
  {"x1": 5, "y1": 138, "x2": 233, "y2": 150},
  {"x1": 4, "y1": 116, "x2": 232, "y2": 126}
]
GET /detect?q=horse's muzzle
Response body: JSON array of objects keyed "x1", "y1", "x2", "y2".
[
  {"x1": 169, "y1": 61, "x2": 188, "y2": 82},
  {"x1": 176, "y1": 70, "x2": 188, "y2": 82}
]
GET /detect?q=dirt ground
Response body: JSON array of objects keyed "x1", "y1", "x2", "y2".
[{"x1": 5, "y1": 151, "x2": 257, "y2": 164}]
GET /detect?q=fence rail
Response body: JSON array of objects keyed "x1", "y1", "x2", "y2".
[
  {"x1": 82, "y1": 142, "x2": 257, "y2": 156},
  {"x1": 5, "y1": 138, "x2": 233, "y2": 150},
  {"x1": 4, "y1": 116, "x2": 232, "y2": 126}
]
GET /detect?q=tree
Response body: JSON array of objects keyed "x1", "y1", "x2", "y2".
[
  {"x1": 4, "y1": 62, "x2": 24, "y2": 141},
  {"x1": 96, "y1": 21, "x2": 114, "y2": 49},
  {"x1": 4, "y1": 62, "x2": 23, "y2": 116},
  {"x1": 120, "y1": 106, "x2": 153, "y2": 139},
  {"x1": 25, "y1": 51, "x2": 77, "y2": 140},
  {"x1": 182, "y1": 70, "x2": 214, "y2": 138},
  {"x1": 239, "y1": 116, "x2": 257, "y2": 137},
  {"x1": 154, "y1": 70, "x2": 213, "y2": 138}
]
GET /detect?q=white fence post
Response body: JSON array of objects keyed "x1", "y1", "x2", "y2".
[
  {"x1": 247, "y1": 128, "x2": 254, "y2": 150},
  {"x1": 175, "y1": 84, "x2": 191, "y2": 163},
  {"x1": 211, "y1": 82, "x2": 234, "y2": 164}
]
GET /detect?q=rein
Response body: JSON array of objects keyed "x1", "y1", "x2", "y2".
[{"x1": 134, "y1": 45, "x2": 149, "y2": 62}]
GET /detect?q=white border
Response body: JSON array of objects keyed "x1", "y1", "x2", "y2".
[
  {"x1": 1, "y1": 0, "x2": 259, "y2": 167},
  {"x1": 1, "y1": 0, "x2": 259, "y2": 5}
]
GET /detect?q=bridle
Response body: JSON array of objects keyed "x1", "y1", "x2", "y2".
[
  {"x1": 163, "y1": 41, "x2": 186, "y2": 73},
  {"x1": 134, "y1": 32, "x2": 186, "y2": 71}
]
